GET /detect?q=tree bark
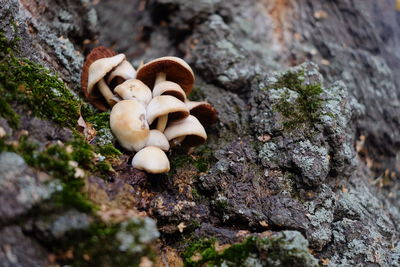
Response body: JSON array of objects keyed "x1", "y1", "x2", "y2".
[{"x1": 0, "y1": 0, "x2": 399, "y2": 266}]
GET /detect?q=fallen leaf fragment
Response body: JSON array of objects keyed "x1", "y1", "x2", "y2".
[
  {"x1": 177, "y1": 222, "x2": 186, "y2": 233},
  {"x1": 77, "y1": 115, "x2": 97, "y2": 142},
  {"x1": 321, "y1": 258, "x2": 330, "y2": 265}
]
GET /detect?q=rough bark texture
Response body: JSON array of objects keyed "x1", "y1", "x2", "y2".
[{"x1": 1, "y1": 0, "x2": 400, "y2": 266}]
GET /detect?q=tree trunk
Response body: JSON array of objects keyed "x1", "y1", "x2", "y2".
[{"x1": 0, "y1": 0, "x2": 399, "y2": 266}]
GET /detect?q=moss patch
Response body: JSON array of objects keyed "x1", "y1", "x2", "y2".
[
  {"x1": 0, "y1": 33, "x2": 81, "y2": 128},
  {"x1": 52, "y1": 217, "x2": 159, "y2": 267},
  {"x1": 183, "y1": 237, "x2": 265, "y2": 266},
  {"x1": 169, "y1": 145, "x2": 214, "y2": 176},
  {"x1": 1, "y1": 136, "x2": 95, "y2": 211},
  {"x1": 266, "y1": 70, "x2": 324, "y2": 130},
  {"x1": 188, "y1": 86, "x2": 206, "y2": 101},
  {"x1": 183, "y1": 233, "x2": 317, "y2": 267}
]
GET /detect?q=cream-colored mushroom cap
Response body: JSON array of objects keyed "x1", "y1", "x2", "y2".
[
  {"x1": 164, "y1": 115, "x2": 207, "y2": 147},
  {"x1": 146, "y1": 95, "x2": 189, "y2": 126},
  {"x1": 131, "y1": 146, "x2": 170, "y2": 174},
  {"x1": 153, "y1": 81, "x2": 186, "y2": 102},
  {"x1": 107, "y1": 60, "x2": 136, "y2": 85},
  {"x1": 87, "y1": 53, "x2": 125, "y2": 94},
  {"x1": 110, "y1": 99, "x2": 149, "y2": 152},
  {"x1": 145, "y1": 130, "x2": 170, "y2": 151},
  {"x1": 114, "y1": 79, "x2": 152, "y2": 105}
]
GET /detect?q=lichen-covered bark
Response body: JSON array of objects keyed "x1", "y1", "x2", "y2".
[{"x1": 0, "y1": 0, "x2": 400, "y2": 266}]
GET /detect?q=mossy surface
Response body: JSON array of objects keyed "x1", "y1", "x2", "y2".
[
  {"x1": 183, "y1": 233, "x2": 318, "y2": 267},
  {"x1": 188, "y1": 86, "x2": 206, "y2": 101},
  {"x1": 266, "y1": 70, "x2": 325, "y2": 130},
  {"x1": 183, "y1": 237, "x2": 265, "y2": 266},
  {"x1": 0, "y1": 136, "x2": 95, "y2": 211},
  {"x1": 0, "y1": 33, "x2": 81, "y2": 128},
  {"x1": 52, "y1": 217, "x2": 158, "y2": 267},
  {"x1": 169, "y1": 145, "x2": 214, "y2": 175}
]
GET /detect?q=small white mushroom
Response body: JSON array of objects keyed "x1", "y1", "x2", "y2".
[
  {"x1": 164, "y1": 115, "x2": 207, "y2": 148},
  {"x1": 152, "y1": 81, "x2": 186, "y2": 102},
  {"x1": 145, "y1": 130, "x2": 170, "y2": 151},
  {"x1": 110, "y1": 99, "x2": 149, "y2": 152},
  {"x1": 131, "y1": 146, "x2": 170, "y2": 174},
  {"x1": 137, "y1": 57, "x2": 195, "y2": 132},
  {"x1": 114, "y1": 79, "x2": 152, "y2": 105},
  {"x1": 107, "y1": 60, "x2": 137, "y2": 86},
  {"x1": 87, "y1": 54, "x2": 125, "y2": 106},
  {"x1": 146, "y1": 95, "x2": 189, "y2": 132}
]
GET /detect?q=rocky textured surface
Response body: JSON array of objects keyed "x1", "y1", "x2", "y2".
[
  {"x1": 1, "y1": 0, "x2": 400, "y2": 266},
  {"x1": 0, "y1": 152, "x2": 59, "y2": 225}
]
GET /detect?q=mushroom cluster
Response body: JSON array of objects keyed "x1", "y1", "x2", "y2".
[{"x1": 82, "y1": 47, "x2": 217, "y2": 174}]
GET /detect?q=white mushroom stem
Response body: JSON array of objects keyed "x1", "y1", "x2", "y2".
[
  {"x1": 171, "y1": 136, "x2": 186, "y2": 147},
  {"x1": 155, "y1": 72, "x2": 166, "y2": 85},
  {"x1": 157, "y1": 115, "x2": 168, "y2": 132},
  {"x1": 97, "y1": 78, "x2": 115, "y2": 106},
  {"x1": 155, "y1": 72, "x2": 168, "y2": 131}
]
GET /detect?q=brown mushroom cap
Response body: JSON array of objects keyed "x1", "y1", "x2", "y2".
[
  {"x1": 186, "y1": 101, "x2": 218, "y2": 126},
  {"x1": 81, "y1": 46, "x2": 117, "y2": 111},
  {"x1": 136, "y1": 56, "x2": 195, "y2": 94}
]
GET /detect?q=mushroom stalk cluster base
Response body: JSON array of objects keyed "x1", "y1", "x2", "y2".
[
  {"x1": 83, "y1": 51, "x2": 217, "y2": 174},
  {"x1": 98, "y1": 78, "x2": 115, "y2": 106}
]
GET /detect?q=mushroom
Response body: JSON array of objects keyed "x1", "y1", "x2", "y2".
[
  {"x1": 107, "y1": 60, "x2": 137, "y2": 89},
  {"x1": 145, "y1": 130, "x2": 170, "y2": 151},
  {"x1": 86, "y1": 54, "x2": 126, "y2": 107},
  {"x1": 186, "y1": 101, "x2": 218, "y2": 126},
  {"x1": 152, "y1": 81, "x2": 186, "y2": 102},
  {"x1": 136, "y1": 56, "x2": 195, "y2": 94},
  {"x1": 82, "y1": 46, "x2": 122, "y2": 111},
  {"x1": 131, "y1": 146, "x2": 170, "y2": 174},
  {"x1": 110, "y1": 99, "x2": 149, "y2": 152},
  {"x1": 136, "y1": 57, "x2": 195, "y2": 130},
  {"x1": 146, "y1": 95, "x2": 189, "y2": 132},
  {"x1": 164, "y1": 115, "x2": 207, "y2": 148},
  {"x1": 114, "y1": 79, "x2": 152, "y2": 105}
]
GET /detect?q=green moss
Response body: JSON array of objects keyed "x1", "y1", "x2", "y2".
[
  {"x1": 188, "y1": 87, "x2": 205, "y2": 101},
  {"x1": 266, "y1": 70, "x2": 324, "y2": 130},
  {"x1": 95, "y1": 143, "x2": 121, "y2": 158},
  {"x1": 183, "y1": 234, "x2": 316, "y2": 267},
  {"x1": 0, "y1": 30, "x2": 120, "y2": 170},
  {"x1": 53, "y1": 218, "x2": 157, "y2": 267},
  {"x1": 81, "y1": 105, "x2": 110, "y2": 129},
  {"x1": 0, "y1": 32, "x2": 81, "y2": 129},
  {"x1": 183, "y1": 238, "x2": 218, "y2": 266},
  {"x1": 215, "y1": 198, "x2": 228, "y2": 211},
  {"x1": 183, "y1": 237, "x2": 258, "y2": 266},
  {"x1": 0, "y1": 95, "x2": 20, "y2": 128},
  {"x1": 81, "y1": 105, "x2": 121, "y2": 158},
  {"x1": 191, "y1": 188, "x2": 200, "y2": 198},
  {"x1": 0, "y1": 136, "x2": 94, "y2": 211},
  {"x1": 169, "y1": 145, "x2": 214, "y2": 176}
]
